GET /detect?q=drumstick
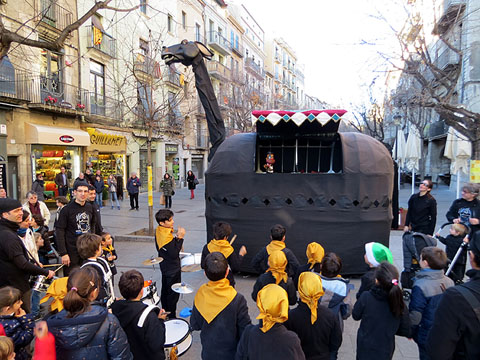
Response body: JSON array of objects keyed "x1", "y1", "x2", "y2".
[
  {"x1": 43, "y1": 264, "x2": 62, "y2": 267},
  {"x1": 230, "y1": 235, "x2": 237, "y2": 245},
  {"x1": 54, "y1": 264, "x2": 64, "y2": 273}
]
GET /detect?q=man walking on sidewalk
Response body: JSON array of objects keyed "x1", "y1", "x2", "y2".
[{"x1": 127, "y1": 172, "x2": 141, "y2": 211}]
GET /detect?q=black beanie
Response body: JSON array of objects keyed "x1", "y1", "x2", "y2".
[{"x1": 0, "y1": 198, "x2": 22, "y2": 214}]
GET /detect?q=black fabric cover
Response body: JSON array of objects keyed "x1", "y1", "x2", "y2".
[{"x1": 205, "y1": 132, "x2": 394, "y2": 275}]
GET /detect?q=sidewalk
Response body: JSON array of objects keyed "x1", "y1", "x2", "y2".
[{"x1": 102, "y1": 183, "x2": 458, "y2": 360}]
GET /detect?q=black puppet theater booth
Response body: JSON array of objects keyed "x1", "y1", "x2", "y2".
[{"x1": 205, "y1": 110, "x2": 394, "y2": 275}]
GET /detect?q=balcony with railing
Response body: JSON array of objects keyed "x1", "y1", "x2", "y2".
[
  {"x1": 245, "y1": 57, "x2": 265, "y2": 80},
  {"x1": 134, "y1": 54, "x2": 161, "y2": 78},
  {"x1": 86, "y1": 26, "x2": 116, "y2": 58},
  {"x1": 89, "y1": 93, "x2": 122, "y2": 121},
  {"x1": 0, "y1": 66, "x2": 34, "y2": 103},
  {"x1": 435, "y1": 46, "x2": 460, "y2": 70},
  {"x1": 231, "y1": 42, "x2": 244, "y2": 58},
  {"x1": 207, "y1": 30, "x2": 231, "y2": 55},
  {"x1": 434, "y1": 0, "x2": 465, "y2": 34},
  {"x1": 231, "y1": 70, "x2": 245, "y2": 84},
  {"x1": 37, "y1": 0, "x2": 73, "y2": 36},
  {"x1": 274, "y1": 53, "x2": 281, "y2": 63},
  {"x1": 196, "y1": 129, "x2": 209, "y2": 148},
  {"x1": 206, "y1": 60, "x2": 231, "y2": 81},
  {"x1": 429, "y1": 120, "x2": 449, "y2": 139},
  {"x1": 165, "y1": 70, "x2": 182, "y2": 88}
]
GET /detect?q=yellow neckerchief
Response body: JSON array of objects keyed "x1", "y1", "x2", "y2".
[
  {"x1": 266, "y1": 240, "x2": 285, "y2": 255},
  {"x1": 306, "y1": 242, "x2": 325, "y2": 270},
  {"x1": 102, "y1": 244, "x2": 115, "y2": 254},
  {"x1": 207, "y1": 239, "x2": 234, "y2": 259},
  {"x1": 267, "y1": 250, "x2": 288, "y2": 284},
  {"x1": 156, "y1": 226, "x2": 174, "y2": 249},
  {"x1": 256, "y1": 283, "x2": 289, "y2": 333},
  {"x1": 194, "y1": 278, "x2": 237, "y2": 324},
  {"x1": 298, "y1": 272, "x2": 324, "y2": 324},
  {"x1": 40, "y1": 277, "x2": 68, "y2": 313}
]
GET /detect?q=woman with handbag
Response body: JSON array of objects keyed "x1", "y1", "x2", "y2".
[
  {"x1": 187, "y1": 170, "x2": 198, "y2": 199},
  {"x1": 160, "y1": 173, "x2": 175, "y2": 209},
  {"x1": 107, "y1": 175, "x2": 120, "y2": 210}
]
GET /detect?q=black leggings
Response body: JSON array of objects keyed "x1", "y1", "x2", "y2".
[
  {"x1": 164, "y1": 195, "x2": 172, "y2": 208},
  {"x1": 161, "y1": 271, "x2": 181, "y2": 317}
]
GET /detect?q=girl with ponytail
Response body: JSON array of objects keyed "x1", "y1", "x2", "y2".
[
  {"x1": 47, "y1": 267, "x2": 132, "y2": 360},
  {"x1": 353, "y1": 262, "x2": 410, "y2": 360}
]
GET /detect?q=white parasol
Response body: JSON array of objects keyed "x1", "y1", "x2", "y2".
[
  {"x1": 444, "y1": 127, "x2": 471, "y2": 197},
  {"x1": 405, "y1": 128, "x2": 422, "y2": 194},
  {"x1": 393, "y1": 129, "x2": 407, "y2": 168}
]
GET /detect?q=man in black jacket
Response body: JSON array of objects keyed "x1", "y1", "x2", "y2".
[
  {"x1": 111, "y1": 270, "x2": 167, "y2": 360},
  {"x1": 55, "y1": 183, "x2": 96, "y2": 275},
  {"x1": 446, "y1": 183, "x2": 480, "y2": 233},
  {"x1": 427, "y1": 231, "x2": 480, "y2": 359},
  {"x1": 0, "y1": 198, "x2": 54, "y2": 311}
]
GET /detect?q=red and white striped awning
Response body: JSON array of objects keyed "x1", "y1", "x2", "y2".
[{"x1": 251, "y1": 109, "x2": 348, "y2": 126}]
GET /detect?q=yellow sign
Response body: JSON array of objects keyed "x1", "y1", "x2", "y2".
[
  {"x1": 86, "y1": 128, "x2": 127, "y2": 152},
  {"x1": 470, "y1": 160, "x2": 480, "y2": 183},
  {"x1": 148, "y1": 166, "x2": 153, "y2": 206}
]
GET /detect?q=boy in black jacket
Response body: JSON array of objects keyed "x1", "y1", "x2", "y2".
[
  {"x1": 155, "y1": 209, "x2": 185, "y2": 318},
  {"x1": 191, "y1": 252, "x2": 251, "y2": 360},
  {"x1": 435, "y1": 223, "x2": 468, "y2": 283},
  {"x1": 111, "y1": 270, "x2": 167, "y2": 360}
]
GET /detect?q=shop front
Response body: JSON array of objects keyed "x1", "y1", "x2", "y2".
[
  {"x1": 165, "y1": 144, "x2": 180, "y2": 181},
  {"x1": 25, "y1": 123, "x2": 90, "y2": 201},
  {"x1": 191, "y1": 154, "x2": 205, "y2": 180},
  {"x1": 85, "y1": 128, "x2": 127, "y2": 185}
]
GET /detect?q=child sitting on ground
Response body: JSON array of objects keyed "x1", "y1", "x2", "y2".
[
  {"x1": 435, "y1": 223, "x2": 468, "y2": 283},
  {"x1": 357, "y1": 242, "x2": 394, "y2": 299},
  {"x1": 409, "y1": 247, "x2": 454, "y2": 359},
  {"x1": 319, "y1": 253, "x2": 354, "y2": 333},
  {"x1": 191, "y1": 252, "x2": 251, "y2": 359},
  {"x1": 111, "y1": 270, "x2": 167, "y2": 360},
  {"x1": 0, "y1": 286, "x2": 35, "y2": 360},
  {"x1": 101, "y1": 232, "x2": 118, "y2": 280},
  {"x1": 155, "y1": 209, "x2": 186, "y2": 318},
  {"x1": 77, "y1": 233, "x2": 115, "y2": 307},
  {"x1": 252, "y1": 250, "x2": 297, "y2": 305}
]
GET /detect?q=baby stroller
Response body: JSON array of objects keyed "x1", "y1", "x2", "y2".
[{"x1": 401, "y1": 230, "x2": 437, "y2": 301}]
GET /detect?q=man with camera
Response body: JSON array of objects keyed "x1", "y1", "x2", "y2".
[{"x1": 0, "y1": 198, "x2": 54, "y2": 312}]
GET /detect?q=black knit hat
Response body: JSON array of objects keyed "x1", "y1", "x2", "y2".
[
  {"x1": 0, "y1": 198, "x2": 22, "y2": 214},
  {"x1": 469, "y1": 231, "x2": 480, "y2": 257}
]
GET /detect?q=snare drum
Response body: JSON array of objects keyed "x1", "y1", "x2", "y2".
[
  {"x1": 31, "y1": 275, "x2": 52, "y2": 293},
  {"x1": 141, "y1": 283, "x2": 160, "y2": 306},
  {"x1": 164, "y1": 319, "x2": 192, "y2": 357},
  {"x1": 180, "y1": 253, "x2": 202, "y2": 272}
]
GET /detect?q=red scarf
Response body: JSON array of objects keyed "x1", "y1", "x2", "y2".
[{"x1": 29, "y1": 201, "x2": 41, "y2": 215}]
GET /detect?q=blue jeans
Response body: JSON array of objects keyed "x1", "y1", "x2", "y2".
[
  {"x1": 110, "y1": 191, "x2": 120, "y2": 208},
  {"x1": 96, "y1": 193, "x2": 103, "y2": 207},
  {"x1": 31, "y1": 290, "x2": 44, "y2": 318}
]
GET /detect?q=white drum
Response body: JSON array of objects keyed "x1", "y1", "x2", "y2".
[
  {"x1": 31, "y1": 275, "x2": 53, "y2": 292},
  {"x1": 141, "y1": 283, "x2": 160, "y2": 306},
  {"x1": 164, "y1": 319, "x2": 192, "y2": 357},
  {"x1": 180, "y1": 253, "x2": 202, "y2": 272}
]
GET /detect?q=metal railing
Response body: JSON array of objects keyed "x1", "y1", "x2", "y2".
[
  {"x1": 31, "y1": 76, "x2": 89, "y2": 110},
  {"x1": 206, "y1": 60, "x2": 231, "y2": 79},
  {"x1": 39, "y1": 0, "x2": 72, "y2": 31},
  {"x1": 231, "y1": 42, "x2": 244, "y2": 56},
  {"x1": 208, "y1": 30, "x2": 231, "y2": 52},
  {"x1": 165, "y1": 70, "x2": 181, "y2": 87},
  {"x1": 231, "y1": 70, "x2": 245, "y2": 83},
  {"x1": 436, "y1": 47, "x2": 460, "y2": 69},
  {"x1": 0, "y1": 69, "x2": 34, "y2": 101},
  {"x1": 89, "y1": 93, "x2": 122, "y2": 119},
  {"x1": 245, "y1": 57, "x2": 264, "y2": 78},
  {"x1": 86, "y1": 26, "x2": 116, "y2": 58},
  {"x1": 429, "y1": 120, "x2": 448, "y2": 138}
]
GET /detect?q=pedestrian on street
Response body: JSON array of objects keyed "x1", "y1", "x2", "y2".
[
  {"x1": 54, "y1": 166, "x2": 69, "y2": 197},
  {"x1": 22, "y1": 191, "x2": 51, "y2": 226},
  {"x1": 0, "y1": 198, "x2": 54, "y2": 312},
  {"x1": 127, "y1": 172, "x2": 141, "y2": 211},
  {"x1": 404, "y1": 179, "x2": 437, "y2": 235},
  {"x1": 446, "y1": 183, "x2": 480, "y2": 233},
  {"x1": 31, "y1": 173, "x2": 46, "y2": 201},
  {"x1": 93, "y1": 175, "x2": 105, "y2": 208},
  {"x1": 426, "y1": 231, "x2": 480, "y2": 359},
  {"x1": 84, "y1": 168, "x2": 94, "y2": 186},
  {"x1": 88, "y1": 185, "x2": 103, "y2": 235},
  {"x1": 107, "y1": 174, "x2": 120, "y2": 210},
  {"x1": 160, "y1": 173, "x2": 175, "y2": 209},
  {"x1": 187, "y1": 170, "x2": 197, "y2": 199}
]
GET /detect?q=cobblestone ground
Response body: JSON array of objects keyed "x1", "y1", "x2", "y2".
[{"x1": 81, "y1": 183, "x2": 456, "y2": 360}]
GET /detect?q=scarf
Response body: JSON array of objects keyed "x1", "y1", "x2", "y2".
[
  {"x1": 40, "y1": 277, "x2": 68, "y2": 313},
  {"x1": 194, "y1": 278, "x2": 237, "y2": 323},
  {"x1": 298, "y1": 272, "x2": 324, "y2": 324},
  {"x1": 207, "y1": 239, "x2": 234, "y2": 259},
  {"x1": 155, "y1": 226, "x2": 174, "y2": 249},
  {"x1": 17, "y1": 228, "x2": 28, "y2": 236},
  {"x1": 267, "y1": 250, "x2": 288, "y2": 285},
  {"x1": 102, "y1": 244, "x2": 115, "y2": 254},
  {"x1": 266, "y1": 240, "x2": 285, "y2": 255},
  {"x1": 306, "y1": 242, "x2": 325, "y2": 269},
  {"x1": 29, "y1": 201, "x2": 41, "y2": 215},
  {"x1": 256, "y1": 283, "x2": 289, "y2": 333}
]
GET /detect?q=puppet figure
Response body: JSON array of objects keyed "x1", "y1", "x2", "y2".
[{"x1": 263, "y1": 152, "x2": 275, "y2": 173}]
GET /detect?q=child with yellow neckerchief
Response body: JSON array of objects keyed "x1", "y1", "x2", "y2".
[
  {"x1": 294, "y1": 242, "x2": 325, "y2": 288},
  {"x1": 191, "y1": 252, "x2": 251, "y2": 359},
  {"x1": 154, "y1": 209, "x2": 186, "y2": 318},
  {"x1": 101, "y1": 232, "x2": 117, "y2": 280},
  {"x1": 251, "y1": 224, "x2": 300, "y2": 277},
  {"x1": 236, "y1": 283, "x2": 305, "y2": 360},
  {"x1": 200, "y1": 222, "x2": 247, "y2": 287},
  {"x1": 285, "y1": 272, "x2": 343, "y2": 360}
]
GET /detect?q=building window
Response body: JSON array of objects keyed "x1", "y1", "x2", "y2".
[
  {"x1": 167, "y1": 14, "x2": 173, "y2": 33},
  {"x1": 182, "y1": 11, "x2": 186, "y2": 29},
  {"x1": 195, "y1": 23, "x2": 201, "y2": 42},
  {"x1": 139, "y1": 39, "x2": 149, "y2": 55},
  {"x1": 140, "y1": 0, "x2": 147, "y2": 14},
  {"x1": 90, "y1": 61, "x2": 105, "y2": 116},
  {"x1": 40, "y1": 50, "x2": 63, "y2": 99}
]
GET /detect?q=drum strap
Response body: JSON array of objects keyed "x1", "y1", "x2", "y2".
[
  {"x1": 137, "y1": 304, "x2": 160, "y2": 327},
  {"x1": 81, "y1": 259, "x2": 115, "y2": 306}
]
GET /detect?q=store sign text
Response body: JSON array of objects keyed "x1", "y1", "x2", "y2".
[
  {"x1": 87, "y1": 128, "x2": 126, "y2": 148},
  {"x1": 59, "y1": 135, "x2": 74, "y2": 143}
]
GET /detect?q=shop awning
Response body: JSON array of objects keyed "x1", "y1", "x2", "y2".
[{"x1": 25, "y1": 123, "x2": 91, "y2": 146}]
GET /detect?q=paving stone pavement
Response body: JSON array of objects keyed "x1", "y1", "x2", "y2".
[{"x1": 71, "y1": 182, "x2": 457, "y2": 360}]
